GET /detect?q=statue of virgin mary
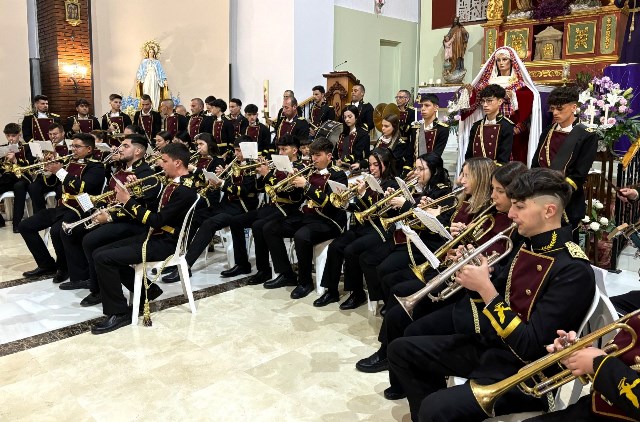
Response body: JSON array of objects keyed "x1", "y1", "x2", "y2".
[{"x1": 135, "y1": 40, "x2": 169, "y2": 110}]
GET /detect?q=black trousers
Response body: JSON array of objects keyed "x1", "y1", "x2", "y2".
[
  {"x1": 93, "y1": 233, "x2": 175, "y2": 315},
  {"x1": 60, "y1": 217, "x2": 92, "y2": 282},
  {"x1": 0, "y1": 175, "x2": 29, "y2": 227},
  {"x1": 523, "y1": 396, "x2": 603, "y2": 421},
  {"x1": 320, "y1": 224, "x2": 383, "y2": 293},
  {"x1": 263, "y1": 213, "x2": 342, "y2": 286},
  {"x1": 28, "y1": 176, "x2": 58, "y2": 215},
  {"x1": 82, "y1": 222, "x2": 148, "y2": 293},
  {"x1": 18, "y1": 207, "x2": 78, "y2": 270},
  {"x1": 611, "y1": 290, "x2": 640, "y2": 316}
]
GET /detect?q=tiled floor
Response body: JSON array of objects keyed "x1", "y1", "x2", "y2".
[{"x1": 0, "y1": 224, "x2": 639, "y2": 421}]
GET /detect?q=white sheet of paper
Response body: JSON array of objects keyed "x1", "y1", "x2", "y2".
[
  {"x1": 29, "y1": 143, "x2": 44, "y2": 159},
  {"x1": 395, "y1": 177, "x2": 416, "y2": 204},
  {"x1": 0, "y1": 137, "x2": 7, "y2": 146},
  {"x1": 413, "y1": 208, "x2": 453, "y2": 240},
  {"x1": 0, "y1": 146, "x2": 8, "y2": 158},
  {"x1": 65, "y1": 139, "x2": 73, "y2": 150},
  {"x1": 76, "y1": 193, "x2": 94, "y2": 212},
  {"x1": 365, "y1": 174, "x2": 384, "y2": 194},
  {"x1": 39, "y1": 141, "x2": 54, "y2": 152},
  {"x1": 95, "y1": 142, "x2": 112, "y2": 152},
  {"x1": 401, "y1": 225, "x2": 441, "y2": 269},
  {"x1": 240, "y1": 142, "x2": 259, "y2": 160},
  {"x1": 203, "y1": 170, "x2": 222, "y2": 184},
  {"x1": 272, "y1": 154, "x2": 294, "y2": 173},
  {"x1": 6, "y1": 144, "x2": 19, "y2": 153},
  {"x1": 328, "y1": 180, "x2": 347, "y2": 194}
]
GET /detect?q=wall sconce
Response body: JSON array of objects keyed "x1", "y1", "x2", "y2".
[{"x1": 63, "y1": 63, "x2": 88, "y2": 92}]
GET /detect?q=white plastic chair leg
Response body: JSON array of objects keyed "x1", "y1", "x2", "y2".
[
  {"x1": 313, "y1": 240, "x2": 332, "y2": 296},
  {"x1": 177, "y1": 258, "x2": 196, "y2": 314},
  {"x1": 131, "y1": 266, "x2": 144, "y2": 325}
]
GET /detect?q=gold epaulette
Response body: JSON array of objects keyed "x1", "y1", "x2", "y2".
[
  {"x1": 565, "y1": 241, "x2": 589, "y2": 260},
  {"x1": 437, "y1": 121, "x2": 449, "y2": 128},
  {"x1": 585, "y1": 127, "x2": 596, "y2": 132},
  {"x1": 407, "y1": 105, "x2": 415, "y2": 110},
  {"x1": 297, "y1": 117, "x2": 306, "y2": 121},
  {"x1": 436, "y1": 183, "x2": 449, "y2": 189},
  {"x1": 331, "y1": 165, "x2": 342, "y2": 172},
  {"x1": 182, "y1": 178, "x2": 194, "y2": 188},
  {"x1": 50, "y1": 113, "x2": 60, "y2": 117},
  {"x1": 500, "y1": 115, "x2": 514, "y2": 125}
]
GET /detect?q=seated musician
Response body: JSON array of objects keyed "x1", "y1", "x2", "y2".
[
  {"x1": 300, "y1": 137, "x2": 312, "y2": 167},
  {"x1": 172, "y1": 130, "x2": 193, "y2": 151},
  {"x1": 225, "y1": 135, "x2": 305, "y2": 282},
  {"x1": 388, "y1": 168, "x2": 596, "y2": 422},
  {"x1": 21, "y1": 94, "x2": 61, "y2": 143},
  {"x1": 162, "y1": 136, "x2": 259, "y2": 283},
  {"x1": 188, "y1": 133, "x2": 225, "y2": 208},
  {"x1": 262, "y1": 137, "x2": 347, "y2": 299},
  {"x1": 100, "y1": 94, "x2": 132, "y2": 134},
  {"x1": 414, "y1": 93, "x2": 449, "y2": 159},
  {"x1": 57, "y1": 135, "x2": 160, "y2": 306},
  {"x1": 0, "y1": 123, "x2": 34, "y2": 231},
  {"x1": 370, "y1": 114, "x2": 411, "y2": 177},
  {"x1": 314, "y1": 147, "x2": 400, "y2": 310},
  {"x1": 465, "y1": 84, "x2": 514, "y2": 165},
  {"x1": 523, "y1": 315, "x2": 640, "y2": 422},
  {"x1": 64, "y1": 99, "x2": 100, "y2": 138},
  {"x1": 242, "y1": 103, "x2": 272, "y2": 157},
  {"x1": 90, "y1": 143, "x2": 198, "y2": 335},
  {"x1": 19, "y1": 133, "x2": 105, "y2": 283},
  {"x1": 334, "y1": 105, "x2": 370, "y2": 172}
]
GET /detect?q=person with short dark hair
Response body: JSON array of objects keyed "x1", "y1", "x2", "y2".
[
  {"x1": 309, "y1": 85, "x2": 335, "y2": 136},
  {"x1": 0, "y1": 123, "x2": 34, "y2": 231},
  {"x1": 210, "y1": 98, "x2": 235, "y2": 159},
  {"x1": 531, "y1": 86, "x2": 598, "y2": 242},
  {"x1": 159, "y1": 99, "x2": 188, "y2": 139},
  {"x1": 269, "y1": 90, "x2": 304, "y2": 129},
  {"x1": 465, "y1": 84, "x2": 514, "y2": 164},
  {"x1": 228, "y1": 98, "x2": 248, "y2": 139},
  {"x1": 415, "y1": 93, "x2": 449, "y2": 159},
  {"x1": 350, "y1": 83, "x2": 375, "y2": 131},
  {"x1": 133, "y1": 94, "x2": 162, "y2": 140},
  {"x1": 273, "y1": 96, "x2": 310, "y2": 147},
  {"x1": 64, "y1": 99, "x2": 100, "y2": 138},
  {"x1": 187, "y1": 97, "x2": 214, "y2": 140},
  {"x1": 389, "y1": 167, "x2": 596, "y2": 422},
  {"x1": 242, "y1": 103, "x2": 272, "y2": 156},
  {"x1": 22, "y1": 94, "x2": 61, "y2": 142},
  {"x1": 100, "y1": 94, "x2": 133, "y2": 134}
]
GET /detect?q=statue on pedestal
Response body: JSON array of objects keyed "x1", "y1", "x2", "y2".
[
  {"x1": 442, "y1": 17, "x2": 469, "y2": 84},
  {"x1": 135, "y1": 40, "x2": 170, "y2": 110}
]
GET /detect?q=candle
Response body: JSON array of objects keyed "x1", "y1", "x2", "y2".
[
  {"x1": 588, "y1": 105, "x2": 595, "y2": 126},
  {"x1": 435, "y1": 79, "x2": 442, "y2": 85},
  {"x1": 263, "y1": 80, "x2": 269, "y2": 114},
  {"x1": 604, "y1": 104, "x2": 609, "y2": 123},
  {"x1": 428, "y1": 78, "x2": 434, "y2": 85}
]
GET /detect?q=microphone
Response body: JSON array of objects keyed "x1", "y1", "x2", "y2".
[{"x1": 334, "y1": 60, "x2": 348, "y2": 70}]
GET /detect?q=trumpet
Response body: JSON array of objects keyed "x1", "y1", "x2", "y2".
[
  {"x1": 8, "y1": 154, "x2": 74, "y2": 178},
  {"x1": 145, "y1": 150, "x2": 161, "y2": 165},
  {"x1": 396, "y1": 223, "x2": 516, "y2": 318},
  {"x1": 471, "y1": 309, "x2": 640, "y2": 417},
  {"x1": 329, "y1": 183, "x2": 361, "y2": 208},
  {"x1": 409, "y1": 203, "x2": 497, "y2": 282},
  {"x1": 264, "y1": 165, "x2": 314, "y2": 200},
  {"x1": 61, "y1": 204, "x2": 123, "y2": 234},
  {"x1": 189, "y1": 152, "x2": 200, "y2": 165},
  {"x1": 379, "y1": 186, "x2": 465, "y2": 231},
  {"x1": 353, "y1": 179, "x2": 418, "y2": 224},
  {"x1": 217, "y1": 157, "x2": 238, "y2": 180},
  {"x1": 63, "y1": 171, "x2": 165, "y2": 204},
  {"x1": 232, "y1": 160, "x2": 274, "y2": 177}
]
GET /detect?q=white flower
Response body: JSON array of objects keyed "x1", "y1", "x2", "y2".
[
  {"x1": 592, "y1": 198, "x2": 601, "y2": 205},
  {"x1": 590, "y1": 222, "x2": 601, "y2": 231},
  {"x1": 579, "y1": 90, "x2": 592, "y2": 105},
  {"x1": 599, "y1": 217, "x2": 609, "y2": 225},
  {"x1": 594, "y1": 202, "x2": 604, "y2": 210},
  {"x1": 582, "y1": 216, "x2": 591, "y2": 223}
]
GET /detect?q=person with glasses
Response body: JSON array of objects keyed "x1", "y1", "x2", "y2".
[
  {"x1": 350, "y1": 84, "x2": 375, "y2": 132},
  {"x1": 531, "y1": 86, "x2": 597, "y2": 242},
  {"x1": 19, "y1": 133, "x2": 105, "y2": 283},
  {"x1": 394, "y1": 89, "x2": 416, "y2": 145},
  {"x1": 465, "y1": 84, "x2": 514, "y2": 164}
]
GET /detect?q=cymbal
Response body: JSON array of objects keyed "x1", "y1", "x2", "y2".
[{"x1": 374, "y1": 103, "x2": 387, "y2": 132}]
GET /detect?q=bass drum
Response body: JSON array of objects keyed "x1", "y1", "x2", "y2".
[{"x1": 314, "y1": 120, "x2": 343, "y2": 145}]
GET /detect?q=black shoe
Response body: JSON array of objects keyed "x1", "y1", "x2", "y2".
[
  {"x1": 246, "y1": 269, "x2": 271, "y2": 285},
  {"x1": 356, "y1": 351, "x2": 389, "y2": 373},
  {"x1": 80, "y1": 292, "x2": 102, "y2": 307},
  {"x1": 91, "y1": 313, "x2": 131, "y2": 335},
  {"x1": 59, "y1": 279, "x2": 91, "y2": 290},
  {"x1": 220, "y1": 264, "x2": 251, "y2": 278},
  {"x1": 139, "y1": 284, "x2": 164, "y2": 313},
  {"x1": 12, "y1": 227, "x2": 19, "y2": 234},
  {"x1": 380, "y1": 304, "x2": 387, "y2": 317},
  {"x1": 162, "y1": 267, "x2": 191, "y2": 283},
  {"x1": 22, "y1": 266, "x2": 56, "y2": 278},
  {"x1": 339, "y1": 290, "x2": 367, "y2": 310},
  {"x1": 290, "y1": 283, "x2": 314, "y2": 299},
  {"x1": 383, "y1": 386, "x2": 407, "y2": 401},
  {"x1": 52, "y1": 270, "x2": 69, "y2": 283},
  {"x1": 313, "y1": 290, "x2": 340, "y2": 307},
  {"x1": 263, "y1": 274, "x2": 297, "y2": 289},
  {"x1": 151, "y1": 265, "x2": 176, "y2": 276}
]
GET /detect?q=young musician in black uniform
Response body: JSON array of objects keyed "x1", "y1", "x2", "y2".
[
  {"x1": 19, "y1": 133, "x2": 105, "y2": 283},
  {"x1": 371, "y1": 114, "x2": 411, "y2": 177},
  {"x1": 314, "y1": 147, "x2": 399, "y2": 309},
  {"x1": 334, "y1": 105, "x2": 370, "y2": 172},
  {"x1": 273, "y1": 96, "x2": 310, "y2": 144},
  {"x1": 159, "y1": 99, "x2": 188, "y2": 139},
  {"x1": 90, "y1": 143, "x2": 198, "y2": 334},
  {"x1": 531, "y1": 86, "x2": 598, "y2": 242},
  {"x1": 465, "y1": 84, "x2": 514, "y2": 164},
  {"x1": 228, "y1": 98, "x2": 249, "y2": 140},
  {"x1": 210, "y1": 99, "x2": 236, "y2": 159},
  {"x1": 243, "y1": 104, "x2": 272, "y2": 156},
  {"x1": 225, "y1": 135, "x2": 306, "y2": 280},
  {"x1": 309, "y1": 85, "x2": 335, "y2": 138},
  {"x1": 100, "y1": 94, "x2": 133, "y2": 134},
  {"x1": 133, "y1": 94, "x2": 162, "y2": 141},
  {"x1": 22, "y1": 94, "x2": 61, "y2": 142},
  {"x1": 188, "y1": 132, "x2": 225, "y2": 208},
  {"x1": 395, "y1": 89, "x2": 416, "y2": 145},
  {"x1": 414, "y1": 94, "x2": 449, "y2": 160},
  {"x1": 162, "y1": 137, "x2": 259, "y2": 282},
  {"x1": 388, "y1": 168, "x2": 596, "y2": 422},
  {"x1": 262, "y1": 137, "x2": 348, "y2": 299},
  {"x1": 350, "y1": 84, "x2": 375, "y2": 132},
  {"x1": 0, "y1": 123, "x2": 34, "y2": 231},
  {"x1": 187, "y1": 98, "x2": 214, "y2": 140},
  {"x1": 64, "y1": 99, "x2": 100, "y2": 138}
]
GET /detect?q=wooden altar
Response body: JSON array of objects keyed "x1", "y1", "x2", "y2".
[{"x1": 484, "y1": 0, "x2": 628, "y2": 84}]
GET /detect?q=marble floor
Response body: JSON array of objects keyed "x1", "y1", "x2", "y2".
[{"x1": 0, "y1": 224, "x2": 639, "y2": 421}]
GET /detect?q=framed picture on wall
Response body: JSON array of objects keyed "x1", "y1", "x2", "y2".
[{"x1": 65, "y1": 0, "x2": 81, "y2": 26}]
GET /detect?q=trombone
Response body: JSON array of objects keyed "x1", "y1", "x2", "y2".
[
  {"x1": 379, "y1": 186, "x2": 465, "y2": 231},
  {"x1": 264, "y1": 165, "x2": 313, "y2": 201},
  {"x1": 353, "y1": 179, "x2": 418, "y2": 224},
  {"x1": 395, "y1": 223, "x2": 516, "y2": 319},
  {"x1": 471, "y1": 309, "x2": 640, "y2": 417},
  {"x1": 61, "y1": 204, "x2": 123, "y2": 234}
]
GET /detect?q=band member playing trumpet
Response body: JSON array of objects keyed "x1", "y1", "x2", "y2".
[
  {"x1": 262, "y1": 137, "x2": 347, "y2": 299},
  {"x1": 372, "y1": 114, "x2": 411, "y2": 177},
  {"x1": 414, "y1": 94, "x2": 449, "y2": 160},
  {"x1": 309, "y1": 85, "x2": 335, "y2": 137},
  {"x1": 22, "y1": 94, "x2": 61, "y2": 142},
  {"x1": 64, "y1": 99, "x2": 100, "y2": 138},
  {"x1": 19, "y1": 133, "x2": 105, "y2": 283},
  {"x1": 334, "y1": 105, "x2": 370, "y2": 172},
  {"x1": 388, "y1": 168, "x2": 596, "y2": 422},
  {"x1": 133, "y1": 94, "x2": 162, "y2": 141},
  {"x1": 0, "y1": 123, "x2": 34, "y2": 231},
  {"x1": 314, "y1": 148, "x2": 399, "y2": 309},
  {"x1": 100, "y1": 94, "x2": 132, "y2": 134},
  {"x1": 226, "y1": 135, "x2": 305, "y2": 281},
  {"x1": 243, "y1": 104, "x2": 272, "y2": 157},
  {"x1": 90, "y1": 143, "x2": 198, "y2": 334},
  {"x1": 188, "y1": 133, "x2": 225, "y2": 208}
]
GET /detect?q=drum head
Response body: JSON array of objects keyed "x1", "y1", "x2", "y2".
[{"x1": 316, "y1": 120, "x2": 343, "y2": 145}]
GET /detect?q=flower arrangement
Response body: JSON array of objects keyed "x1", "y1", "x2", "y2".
[
  {"x1": 580, "y1": 198, "x2": 616, "y2": 240},
  {"x1": 444, "y1": 99, "x2": 461, "y2": 131},
  {"x1": 120, "y1": 95, "x2": 140, "y2": 119}
]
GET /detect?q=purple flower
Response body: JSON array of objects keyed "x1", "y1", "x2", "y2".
[
  {"x1": 620, "y1": 98, "x2": 628, "y2": 105},
  {"x1": 619, "y1": 105, "x2": 628, "y2": 113},
  {"x1": 596, "y1": 100, "x2": 605, "y2": 107}
]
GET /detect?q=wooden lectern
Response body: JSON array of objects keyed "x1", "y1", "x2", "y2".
[{"x1": 323, "y1": 71, "x2": 359, "y2": 120}]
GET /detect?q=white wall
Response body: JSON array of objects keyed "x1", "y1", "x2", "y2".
[
  {"x1": 335, "y1": 0, "x2": 419, "y2": 22},
  {"x1": 91, "y1": 0, "x2": 230, "y2": 116},
  {"x1": 0, "y1": 0, "x2": 31, "y2": 125}
]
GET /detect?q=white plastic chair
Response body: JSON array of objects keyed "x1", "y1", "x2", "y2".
[
  {"x1": 1, "y1": 191, "x2": 31, "y2": 221},
  {"x1": 130, "y1": 198, "x2": 200, "y2": 325},
  {"x1": 312, "y1": 239, "x2": 333, "y2": 295}
]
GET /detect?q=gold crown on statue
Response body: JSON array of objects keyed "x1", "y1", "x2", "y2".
[{"x1": 141, "y1": 40, "x2": 161, "y2": 58}]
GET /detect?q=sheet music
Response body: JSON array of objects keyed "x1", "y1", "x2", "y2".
[
  {"x1": 271, "y1": 155, "x2": 294, "y2": 173},
  {"x1": 239, "y1": 142, "x2": 259, "y2": 160},
  {"x1": 29, "y1": 143, "x2": 44, "y2": 159},
  {"x1": 395, "y1": 177, "x2": 416, "y2": 204},
  {"x1": 76, "y1": 193, "x2": 94, "y2": 212},
  {"x1": 95, "y1": 142, "x2": 112, "y2": 152},
  {"x1": 401, "y1": 225, "x2": 441, "y2": 269},
  {"x1": 365, "y1": 174, "x2": 384, "y2": 194},
  {"x1": 38, "y1": 141, "x2": 54, "y2": 152},
  {"x1": 328, "y1": 180, "x2": 347, "y2": 193},
  {"x1": 203, "y1": 170, "x2": 222, "y2": 184},
  {"x1": 413, "y1": 208, "x2": 453, "y2": 240}
]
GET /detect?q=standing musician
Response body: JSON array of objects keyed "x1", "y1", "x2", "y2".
[
  {"x1": 395, "y1": 89, "x2": 416, "y2": 144},
  {"x1": 187, "y1": 97, "x2": 214, "y2": 140},
  {"x1": 242, "y1": 103, "x2": 272, "y2": 156},
  {"x1": 64, "y1": 99, "x2": 100, "y2": 138},
  {"x1": 372, "y1": 113, "x2": 411, "y2": 177},
  {"x1": 314, "y1": 147, "x2": 400, "y2": 309},
  {"x1": 188, "y1": 132, "x2": 225, "y2": 208},
  {"x1": 0, "y1": 123, "x2": 34, "y2": 231},
  {"x1": 268, "y1": 90, "x2": 303, "y2": 127},
  {"x1": 388, "y1": 168, "x2": 596, "y2": 422},
  {"x1": 350, "y1": 84, "x2": 375, "y2": 132},
  {"x1": 414, "y1": 93, "x2": 449, "y2": 159},
  {"x1": 262, "y1": 137, "x2": 348, "y2": 299},
  {"x1": 90, "y1": 143, "x2": 198, "y2": 335},
  {"x1": 210, "y1": 99, "x2": 236, "y2": 159},
  {"x1": 162, "y1": 137, "x2": 259, "y2": 283},
  {"x1": 100, "y1": 94, "x2": 133, "y2": 134},
  {"x1": 19, "y1": 133, "x2": 105, "y2": 283},
  {"x1": 58, "y1": 134, "x2": 161, "y2": 297},
  {"x1": 133, "y1": 94, "x2": 162, "y2": 141},
  {"x1": 465, "y1": 84, "x2": 514, "y2": 164},
  {"x1": 334, "y1": 105, "x2": 370, "y2": 172},
  {"x1": 531, "y1": 86, "x2": 598, "y2": 242},
  {"x1": 309, "y1": 85, "x2": 335, "y2": 137},
  {"x1": 159, "y1": 99, "x2": 188, "y2": 139},
  {"x1": 228, "y1": 98, "x2": 249, "y2": 140},
  {"x1": 226, "y1": 135, "x2": 305, "y2": 281},
  {"x1": 273, "y1": 96, "x2": 310, "y2": 144},
  {"x1": 22, "y1": 94, "x2": 61, "y2": 142}
]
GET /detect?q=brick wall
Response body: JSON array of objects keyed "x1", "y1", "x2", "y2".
[{"x1": 37, "y1": 0, "x2": 92, "y2": 120}]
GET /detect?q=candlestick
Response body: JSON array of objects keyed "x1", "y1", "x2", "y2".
[
  {"x1": 263, "y1": 80, "x2": 269, "y2": 114},
  {"x1": 604, "y1": 104, "x2": 609, "y2": 123},
  {"x1": 588, "y1": 105, "x2": 595, "y2": 126}
]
